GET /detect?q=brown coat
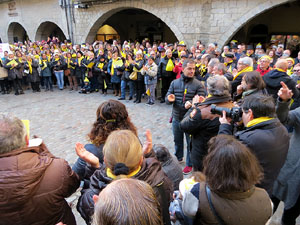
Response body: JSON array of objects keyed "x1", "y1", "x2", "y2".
[
  {"x1": 0, "y1": 143, "x2": 80, "y2": 225},
  {"x1": 197, "y1": 182, "x2": 272, "y2": 225}
]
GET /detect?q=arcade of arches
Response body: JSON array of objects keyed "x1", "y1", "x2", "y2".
[
  {"x1": 93, "y1": 8, "x2": 178, "y2": 44},
  {"x1": 230, "y1": 0, "x2": 300, "y2": 56}
]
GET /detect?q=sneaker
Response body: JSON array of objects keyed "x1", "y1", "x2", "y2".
[{"x1": 182, "y1": 166, "x2": 193, "y2": 175}]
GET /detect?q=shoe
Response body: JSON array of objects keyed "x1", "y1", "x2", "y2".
[
  {"x1": 134, "y1": 99, "x2": 138, "y2": 103},
  {"x1": 136, "y1": 100, "x2": 141, "y2": 104},
  {"x1": 149, "y1": 102, "x2": 154, "y2": 105},
  {"x1": 182, "y1": 166, "x2": 193, "y2": 175},
  {"x1": 129, "y1": 96, "x2": 133, "y2": 100},
  {"x1": 160, "y1": 99, "x2": 165, "y2": 103},
  {"x1": 50, "y1": 89, "x2": 54, "y2": 92},
  {"x1": 118, "y1": 97, "x2": 125, "y2": 100},
  {"x1": 20, "y1": 91, "x2": 24, "y2": 95},
  {"x1": 15, "y1": 92, "x2": 19, "y2": 95},
  {"x1": 146, "y1": 102, "x2": 151, "y2": 105}
]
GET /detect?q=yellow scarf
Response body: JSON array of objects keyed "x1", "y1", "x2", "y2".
[
  {"x1": 133, "y1": 58, "x2": 142, "y2": 72},
  {"x1": 233, "y1": 66, "x2": 253, "y2": 80},
  {"x1": 67, "y1": 58, "x2": 75, "y2": 69},
  {"x1": 166, "y1": 58, "x2": 174, "y2": 71},
  {"x1": 78, "y1": 56, "x2": 84, "y2": 66},
  {"x1": 27, "y1": 60, "x2": 32, "y2": 74},
  {"x1": 106, "y1": 166, "x2": 141, "y2": 179},
  {"x1": 287, "y1": 67, "x2": 293, "y2": 76},
  {"x1": 246, "y1": 117, "x2": 274, "y2": 127},
  {"x1": 41, "y1": 59, "x2": 48, "y2": 70},
  {"x1": 276, "y1": 68, "x2": 286, "y2": 73}
]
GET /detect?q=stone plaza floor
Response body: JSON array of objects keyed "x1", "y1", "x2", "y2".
[{"x1": 1, "y1": 88, "x2": 299, "y2": 225}]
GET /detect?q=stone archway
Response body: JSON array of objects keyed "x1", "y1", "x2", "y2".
[
  {"x1": 35, "y1": 21, "x2": 67, "y2": 42},
  {"x1": 82, "y1": 2, "x2": 183, "y2": 44},
  {"x1": 217, "y1": 0, "x2": 291, "y2": 46},
  {"x1": 7, "y1": 22, "x2": 28, "y2": 43}
]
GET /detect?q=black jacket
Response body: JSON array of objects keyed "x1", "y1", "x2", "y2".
[
  {"x1": 219, "y1": 118, "x2": 289, "y2": 196},
  {"x1": 180, "y1": 96, "x2": 234, "y2": 171},
  {"x1": 263, "y1": 69, "x2": 299, "y2": 101},
  {"x1": 3, "y1": 58, "x2": 22, "y2": 80},
  {"x1": 165, "y1": 75, "x2": 205, "y2": 121},
  {"x1": 158, "y1": 57, "x2": 176, "y2": 79}
]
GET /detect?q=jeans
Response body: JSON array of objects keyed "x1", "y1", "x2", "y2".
[
  {"x1": 272, "y1": 196, "x2": 300, "y2": 225},
  {"x1": 54, "y1": 71, "x2": 64, "y2": 89},
  {"x1": 121, "y1": 80, "x2": 134, "y2": 99},
  {"x1": 43, "y1": 76, "x2": 53, "y2": 90},
  {"x1": 146, "y1": 83, "x2": 157, "y2": 103},
  {"x1": 172, "y1": 118, "x2": 192, "y2": 167}
]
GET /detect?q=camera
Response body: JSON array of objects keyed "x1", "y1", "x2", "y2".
[{"x1": 211, "y1": 104, "x2": 243, "y2": 122}]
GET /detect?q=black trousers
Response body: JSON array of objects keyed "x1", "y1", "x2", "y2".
[
  {"x1": 272, "y1": 195, "x2": 300, "y2": 225},
  {"x1": 12, "y1": 78, "x2": 23, "y2": 93},
  {"x1": 31, "y1": 82, "x2": 40, "y2": 91},
  {"x1": 0, "y1": 78, "x2": 9, "y2": 92},
  {"x1": 98, "y1": 73, "x2": 110, "y2": 93},
  {"x1": 134, "y1": 80, "x2": 144, "y2": 101},
  {"x1": 161, "y1": 76, "x2": 173, "y2": 99}
]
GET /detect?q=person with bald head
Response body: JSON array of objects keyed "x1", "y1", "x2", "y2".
[{"x1": 263, "y1": 59, "x2": 299, "y2": 101}]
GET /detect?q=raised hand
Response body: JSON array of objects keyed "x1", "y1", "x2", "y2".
[
  {"x1": 75, "y1": 142, "x2": 100, "y2": 168},
  {"x1": 142, "y1": 129, "x2": 153, "y2": 155},
  {"x1": 219, "y1": 110, "x2": 231, "y2": 125},
  {"x1": 167, "y1": 94, "x2": 175, "y2": 102},
  {"x1": 278, "y1": 81, "x2": 293, "y2": 102}
]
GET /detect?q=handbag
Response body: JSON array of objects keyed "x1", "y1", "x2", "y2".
[
  {"x1": 0, "y1": 67, "x2": 8, "y2": 78},
  {"x1": 64, "y1": 69, "x2": 71, "y2": 76},
  {"x1": 205, "y1": 185, "x2": 226, "y2": 225},
  {"x1": 129, "y1": 71, "x2": 137, "y2": 80}
]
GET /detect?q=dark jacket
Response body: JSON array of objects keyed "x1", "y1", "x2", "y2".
[
  {"x1": 132, "y1": 58, "x2": 144, "y2": 81},
  {"x1": 0, "y1": 144, "x2": 80, "y2": 225},
  {"x1": 165, "y1": 75, "x2": 205, "y2": 121},
  {"x1": 180, "y1": 96, "x2": 234, "y2": 171},
  {"x1": 273, "y1": 100, "x2": 300, "y2": 209},
  {"x1": 73, "y1": 58, "x2": 87, "y2": 78},
  {"x1": 77, "y1": 150, "x2": 173, "y2": 225},
  {"x1": 94, "y1": 56, "x2": 108, "y2": 78},
  {"x1": 39, "y1": 59, "x2": 52, "y2": 77},
  {"x1": 3, "y1": 58, "x2": 22, "y2": 80},
  {"x1": 158, "y1": 57, "x2": 176, "y2": 79},
  {"x1": 24, "y1": 60, "x2": 40, "y2": 83},
  {"x1": 51, "y1": 57, "x2": 66, "y2": 71},
  {"x1": 72, "y1": 144, "x2": 104, "y2": 185},
  {"x1": 219, "y1": 118, "x2": 289, "y2": 196},
  {"x1": 263, "y1": 69, "x2": 299, "y2": 101}
]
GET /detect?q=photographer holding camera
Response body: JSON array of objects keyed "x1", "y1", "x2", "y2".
[
  {"x1": 180, "y1": 75, "x2": 234, "y2": 171},
  {"x1": 218, "y1": 94, "x2": 289, "y2": 198}
]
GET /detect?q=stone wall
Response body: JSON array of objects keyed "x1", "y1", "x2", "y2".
[{"x1": 0, "y1": 0, "x2": 292, "y2": 46}]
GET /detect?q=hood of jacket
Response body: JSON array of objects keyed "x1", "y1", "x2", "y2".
[
  {"x1": 263, "y1": 69, "x2": 290, "y2": 88},
  {"x1": 0, "y1": 145, "x2": 54, "y2": 210}
]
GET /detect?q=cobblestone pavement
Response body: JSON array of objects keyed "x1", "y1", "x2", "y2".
[{"x1": 1, "y1": 89, "x2": 299, "y2": 225}]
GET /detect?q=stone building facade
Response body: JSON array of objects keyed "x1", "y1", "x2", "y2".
[{"x1": 0, "y1": 0, "x2": 295, "y2": 47}]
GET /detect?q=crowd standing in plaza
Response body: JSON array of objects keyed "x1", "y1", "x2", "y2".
[{"x1": 0, "y1": 36, "x2": 300, "y2": 225}]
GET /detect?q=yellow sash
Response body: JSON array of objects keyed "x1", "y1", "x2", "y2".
[
  {"x1": 67, "y1": 58, "x2": 75, "y2": 69},
  {"x1": 111, "y1": 58, "x2": 123, "y2": 75},
  {"x1": 166, "y1": 58, "x2": 174, "y2": 71},
  {"x1": 233, "y1": 66, "x2": 253, "y2": 80},
  {"x1": 97, "y1": 62, "x2": 104, "y2": 69},
  {"x1": 41, "y1": 60, "x2": 48, "y2": 70}
]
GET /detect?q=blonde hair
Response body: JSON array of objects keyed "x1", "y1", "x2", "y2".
[
  {"x1": 103, "y1": 130, "x2": 142, "y2": 177},
  {"x1": 93, "y1": 178, "x2": 163, "y2": 225}
]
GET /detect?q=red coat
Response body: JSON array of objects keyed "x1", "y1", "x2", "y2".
[{"x1": 256, "y1": 66, "x2": 271, "y2": 76}]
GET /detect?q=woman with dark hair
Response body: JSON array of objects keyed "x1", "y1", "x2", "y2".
[
  {"x1": 93, "y1": 178, "x2": 163, "y2": 225},
  {"x1": 182, "y1": 134, "x2": 272, "y2": 225},
  {"x1": 72, "y1": 99, "x2": 137, "y2": 184},
  {"x1": 233, "y1": 71, "x2": 267, "y2": 102}
]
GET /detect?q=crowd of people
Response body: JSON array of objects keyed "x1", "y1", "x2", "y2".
[{"x1": 1, "y1": 36, "x2": 300, "y2": 225}]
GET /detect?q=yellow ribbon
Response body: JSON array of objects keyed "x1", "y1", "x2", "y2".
[
  {"x1": 27, "y1": 60, "x2": 32, "y2": 74},
  {"x1": 6, "y1": 59, "x2": 18, "y2": 69}
]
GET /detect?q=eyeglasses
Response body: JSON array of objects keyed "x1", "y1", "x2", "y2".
[{"x1": 293, "y1": 69, "x2": 300, "y2": 72}]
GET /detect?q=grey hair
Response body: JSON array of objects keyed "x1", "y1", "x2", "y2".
[
  {"x1": 206, "y1": 75, "x2": 231, "y2": 97},
  {"x1": 0, "y1": 115, "x2": 27, "y2": 154},
  {"x1": 214, "y1": 63, "x2": 227, "y2": 75},
  {"x1": 208, "y1": 43, "x2": 216, "y2": 49},
  {"x1": 239, "y1": 56, "x2": 253, "y2": 67},
  {"x1": 208, "y1": 58, "x2": 220, "y2": 68}
]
